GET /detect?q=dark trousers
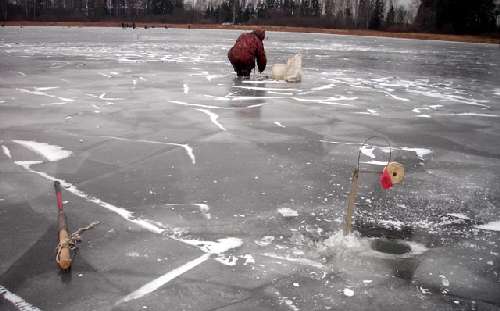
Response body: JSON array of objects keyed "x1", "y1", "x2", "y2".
[{"x1": 231, "y1": 62, "x2": 254, "y2": 77}]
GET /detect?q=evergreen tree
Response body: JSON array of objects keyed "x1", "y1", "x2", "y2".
[
  {"x1": 256, "y1": 0, "x2": 266, "y2": 18},
  {"x1": 241, "y1": 5, "x2": 251, "y2": 21},
  {"x1": 385, "y1": 1, "x2": 395, "y2": 28},
  {"x1": 152, "y1": 0, "x2": 174, "y2": 14},
  {"x1": 416, "y1": 0, "x2": 496, "y2": 33},
  {"x1": 369, "y1": 0, "x2": 383, "y2": 29}
]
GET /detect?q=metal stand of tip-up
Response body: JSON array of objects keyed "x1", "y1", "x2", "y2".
[{"x1": 343, "y1": 136, "x2": 405, "y2": 236}]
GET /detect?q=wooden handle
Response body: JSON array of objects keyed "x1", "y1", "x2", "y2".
[
  {"x1": 54, "y1": 181, "x2": 72, "y2": 270},
  {"x1": 57, "y1": 228, "x2": 72, "y2": 270}
]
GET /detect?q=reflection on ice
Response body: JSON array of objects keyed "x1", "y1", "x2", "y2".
[{"x1": 233, "y1": 85, "x2": 299, "y2": 92}]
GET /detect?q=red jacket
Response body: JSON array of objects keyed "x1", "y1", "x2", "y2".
[{"x1": 228, "y1": 32, "x2": 267, "y2": 73}]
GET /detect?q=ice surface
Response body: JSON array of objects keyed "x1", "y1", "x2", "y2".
[{"x1": 0, "y1": 27, "x2": 499, "y2": 311}]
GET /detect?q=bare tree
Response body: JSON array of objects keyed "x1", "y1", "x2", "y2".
[{"x1": 324, "y1": 0, "x2": 336, "y2": 16}]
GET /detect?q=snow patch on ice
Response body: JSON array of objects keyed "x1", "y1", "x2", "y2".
[
  {"x1": 169, "y1": 100, "x2": 220, "y2": 109},
  {"x1": 361, "y1": 160, "x2": 387, "y2": 166},
  {"x1": 215, "y1": 254, "x2": 255, "y2": 266},
  {"x1": 0, "y1": 285, "x2": 43, "y2": 311},
  {"x1": 476, "y1": 220, "x2": 500, "y2": 232},
  {"x1": 419, "y1": 286, "x2": 431, "y2": 295},
  {"x1": 99, "y1": 92, "x2": 123, "y2": 101},
  {"x1": 240, "y1": 254, "x2": 255, "y2": 265},
  {"x1": 2, "y1": 145, "x2": 11, "y2": 159},
  {"x1": 355, "y1": 109, "x2": 379, "y2": 116},
  {"x1": 360, "y1": 145, "x2": 376, "y2": 159},
  {"x1": 413, "y1": 107, "x2": 430, "y2": 114},
  {"x1": 439, "y1": 275, "x2": 450, "y2": 287},
  {"x1": 34, "y1": 86, "x2": 58, "y2": 91},
  {"x1": 255, "y1": 236, "x2": 275, "y2": 246},
  {"x1": 117, "y1": 253, "x2": 211, "y2": 305},
  {"x1": 263, "y1": 253, "x2": 323, "y2": 269},
  {"x1": 127, "y1": 252, "x2": 149, "y2": 258},
  {"x1": 379, "y1": 219, "x2": 405, "y2": 229},
  {"x1": 275, "y1": 291, "x2": 300, "y2": 311},
  {"x1": 447, "y1": 113, "x2": 500, "y2": 118},
  {"x1": 343, "y1": 288, "x2": 354, "y2": 297},
  {"x1": 194, "y1": 203, "x2": 211, "y2": 219},
  {"x1": 278, "y1": 207, "x2": 298, "y2": 217},
  {"x1": 215, "y1": 255, "x2": 238, "y2": 266},
  {"x1": 382, "y1": 91, "x2": 409, "y2": 102},
  {"x1": 12, "y1": 140, "x2": 72, "y2": 162},
  {"x1": 311, "y1": 84, "x2": 335, "y2": 91},
  {"x1": 399, "y1": 147, "x2": 432, "y2": 160},
  {"x1": 17, "y1": 88, "x2": 55, "y2": 99},
  {"x1": 182, "y1": 237, "x2": 243, "y2": 254},
  {"x1": 195, "y1": 108, "x2": 226, "y2": 131},
  {"x1": 447, "y1": 213, "x2": 470, "y2": 220}
]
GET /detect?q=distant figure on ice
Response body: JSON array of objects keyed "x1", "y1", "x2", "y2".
[{"x1": 228, "y1": 29, "x2": 267, "y2": 77}]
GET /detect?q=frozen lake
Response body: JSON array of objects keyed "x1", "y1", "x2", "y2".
[{"x1": 0, "y1": 27, "x2": 499, "y2": 311}]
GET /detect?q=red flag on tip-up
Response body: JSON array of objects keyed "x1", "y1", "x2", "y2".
[{"x1": 380, "y1": 167, "x2": 393, "y2": 190}]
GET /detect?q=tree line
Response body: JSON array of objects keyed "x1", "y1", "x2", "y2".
[{"x1": 1, "y1": 0, "x2": 499, "y2": 34}]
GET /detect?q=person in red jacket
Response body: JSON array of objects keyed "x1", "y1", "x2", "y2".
[{"x1": 228, "y1": 29, "x2": 267, "y2": 77}]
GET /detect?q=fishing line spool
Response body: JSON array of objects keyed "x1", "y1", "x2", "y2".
[{"x1": 343, "y1": 136, "x2": 405, "y2": 235}]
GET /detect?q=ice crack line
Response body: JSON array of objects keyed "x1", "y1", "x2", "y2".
[{"x1": 97, "y1": 135, "x2": 196, "y2": 165}]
